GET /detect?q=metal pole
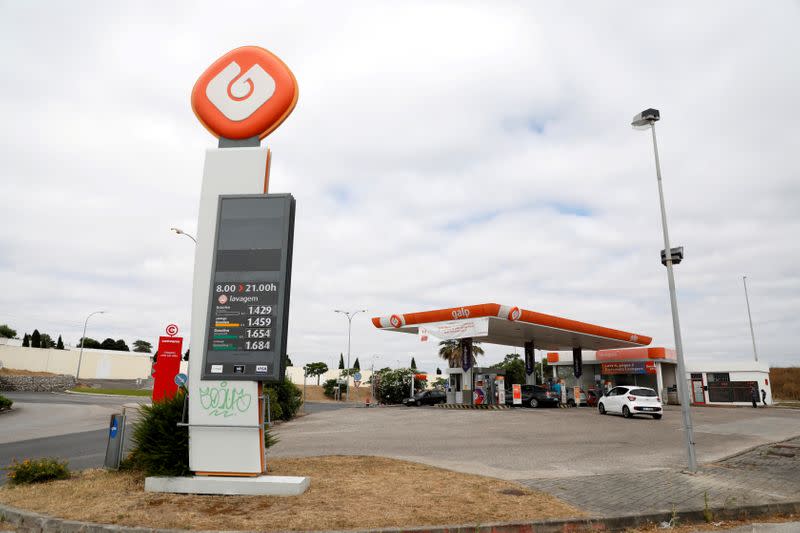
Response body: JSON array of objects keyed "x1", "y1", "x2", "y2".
[
  {"x1": 742, "y1": 276, "x2": 759, "y2": 362},
  {"x1": 302, "y1": 368, "x2": 307, "y2": 412},
  {"x1": 76, "y1": 310, "x2": 103, "y2": 380},
  {"x1": 650, "y1": 122, "x2": 697, "y2": 473},
  {"x1": 345, "y1": 314, "x2": 352, "y2": 401}
]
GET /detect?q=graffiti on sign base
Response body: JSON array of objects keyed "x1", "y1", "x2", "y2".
[{"x1": 199, "y1": 381, "x2": 252, "y2": 417}]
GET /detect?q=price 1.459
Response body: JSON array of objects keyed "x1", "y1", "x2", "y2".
[{"x1": 247, "y1": 317, "x2": 272, "y2": 327}]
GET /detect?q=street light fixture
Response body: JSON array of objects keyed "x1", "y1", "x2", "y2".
[
  {"x1": 76, "y1": 310, "x2": 106, "y2": 380},
  {"x1": 334, "y1": 309, "x2": 366, "y2": 401},
  {"x1": 170, "y1": 227, "x2": 197, "y2": 244},
  {"x1": 632, "y1": 107, "x2": 698, "y2": 473}
]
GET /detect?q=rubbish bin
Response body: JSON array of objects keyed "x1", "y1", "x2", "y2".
[{"x1": 104, "y1": 413, "x2": 126, "y2": 469}]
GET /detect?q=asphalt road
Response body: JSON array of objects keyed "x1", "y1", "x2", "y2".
[{"x1": 0, "y1": 393, "x2": 349, "y2": 484}]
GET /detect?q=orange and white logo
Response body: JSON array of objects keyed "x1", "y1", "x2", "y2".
[{"x1": 191, "y1": 46, "x2": 298, "y2": 140}]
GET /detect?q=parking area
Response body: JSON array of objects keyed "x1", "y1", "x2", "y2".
[{"x1": 271, "y1": 405, "x2": 800, "y2": 481}]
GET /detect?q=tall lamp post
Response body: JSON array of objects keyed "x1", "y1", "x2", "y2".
[
  {"x1": 170, "y1": 227, "x2": 197, "y2": 244},
  {"x1": 334, "y1": 309, "x2": 366, "y2": 401},
  {"x1": 632, "y1": 108, "x2": 698, "y2": 473},
  {"x1": 742, "y1": 276, "x2": 759, "y2": 362},
  {"x1": 76, "y1": 310, "x2": 106, "y2": 380}
]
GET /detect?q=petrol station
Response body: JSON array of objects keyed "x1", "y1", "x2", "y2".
[{"x1": 373, "y1": 302, "x2": 654, "y2": 405}]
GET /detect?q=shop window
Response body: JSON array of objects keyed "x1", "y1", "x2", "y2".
[{"x1": 707, "y1": 373, "x2": 730, "y2": 383}]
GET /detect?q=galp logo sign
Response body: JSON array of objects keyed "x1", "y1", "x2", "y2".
[{"x1": 191, "y1": 46, "x2": 298, "y2": 140}]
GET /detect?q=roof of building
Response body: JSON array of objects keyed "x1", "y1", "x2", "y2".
[{"x1": 372, "y1": 303, "x2": 651, "y2": 351}]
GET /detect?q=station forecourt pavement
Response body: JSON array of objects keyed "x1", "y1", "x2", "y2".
[{"x1": 271, "y1": 404, "x2": 800, "y2": 481}]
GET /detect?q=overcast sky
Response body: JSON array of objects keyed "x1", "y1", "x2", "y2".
[{"x1": 1, "y1": 1, "x2": 798, "y2": 373}]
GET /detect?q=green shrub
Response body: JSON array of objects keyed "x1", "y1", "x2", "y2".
[
  {"x1": 375, "y1": 368, "x2": 427, "y2": 404},
  {"x1": 323, "y1": 378, "x2": 344, "y2": 399},
  {"x1": 5, "y1": 458, "x2": 70, "y2": 485},
  {"x1": 126, "y1": 390, "x2": 190, "y2": 476},
  {"x1": 266, "y1": 381, "x2": 302, "y2": 420},
  {"x1": 0, "y1": 393, "x2": 12, "y2": 410}
]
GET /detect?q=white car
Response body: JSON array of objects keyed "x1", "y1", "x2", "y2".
[{"x1": 598, "y1": 385, "x2": 663, "y2": 419}]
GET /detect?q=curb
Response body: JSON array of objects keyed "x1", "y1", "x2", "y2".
[
  {"x1": 436, "y1": 404, "x2": 510, "y2": 410},
  {"x1": 711, "y1": 433, "x2": 800, "y2": 464},
  {"x1": 2, "y1": 500, "x2": 800, "y2": 533}
]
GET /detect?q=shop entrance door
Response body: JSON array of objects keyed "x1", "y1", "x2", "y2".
[{"x1": 691, "y1": 378, "x2": 705, "y2": 404}]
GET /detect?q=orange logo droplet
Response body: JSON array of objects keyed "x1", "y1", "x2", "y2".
[{"x1": 191, "y1": 46, "x2": 298, "y2": 140}]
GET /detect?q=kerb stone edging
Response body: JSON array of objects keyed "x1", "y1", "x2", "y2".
[{"x1": 3, "y1": 500, "x2": 800, "y2": 533}]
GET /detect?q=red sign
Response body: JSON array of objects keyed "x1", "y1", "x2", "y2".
[
  {"x1": 152, "y1": 335, "x2": 183, "y2": 402},
  {"x1": 600, "y1": 361, "x2": 657, "y2": 375},
  {"x1": 512, "y1": 384, "x2": 522, "y2": 405},
  {"x1": 166, "y1": 323, "x2": 179, "y2": 336}
]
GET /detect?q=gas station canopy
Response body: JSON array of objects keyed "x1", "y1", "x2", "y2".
[{"x1": 373, "y1": 303, "x2": 652, "y2": 351}]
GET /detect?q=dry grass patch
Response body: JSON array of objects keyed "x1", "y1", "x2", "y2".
[
  {"x1": 0, "y1": 456, "x2": 581, "y2": 531},
  {"x1": 0, "y1": 368, "x2": 58, "y2": 377},
  {"x1": 302, "y1": 384, "x2": 372, "y2": 403}
]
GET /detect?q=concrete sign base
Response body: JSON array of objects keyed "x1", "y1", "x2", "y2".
[{"x1": 144, "y1": 475, "x2": 309, "y2": 496}]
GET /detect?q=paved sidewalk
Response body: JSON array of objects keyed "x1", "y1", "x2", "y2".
[{"x1": 520, "y1": 436, "x2": 800, "y2": 517}]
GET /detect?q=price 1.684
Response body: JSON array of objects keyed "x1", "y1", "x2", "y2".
[{"x1": 244, "y1": 340, "x2": 271, "y2": 351}]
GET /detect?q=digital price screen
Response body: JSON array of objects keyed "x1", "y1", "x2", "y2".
[{"x1": 201, "y1": 194, "x2": 295, "y2": 382}]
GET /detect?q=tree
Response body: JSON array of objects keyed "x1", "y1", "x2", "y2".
[
  {"x1": 410, "y1": 357, "x2": 417, "y2": 369},
  {"x1": 0, "y1": 324, "x2": 16, "y2": 339},
  {"x1": 40, "y1": 333, "x2": 55, "y2": 349},
  {"x1": 353, "y1": 357, "x2": 360, "y2": 371},
  {"x1": 437, "y1": 339, "x2": 484, "y2": 368},
  {"x1": 374, "y1": 368, "x2": 427, "y2": 404},
  {"x1": 78, "y1": 337, "x2": 101, "y2": 349},
  {"x1": 436, "y1": 367, "x2": 442, "y2": 375},
  {"x1": 100, "y1": 338, "x2": 117, "y2": 350},
  {"x1": 56, "y1": 335, "x2": 64, "y2": 350},
  {"x1": 115, "y1": 339, "x2": 130, "y2": 351},
  {"x1": 133, "y1": 340, "x2": 153, "y2": 353},
  {"x1": 22, "y1": 333, "x2": 30, "y2": 347},
  {"x1": 31, "y1": 329, "x2": 41, "y2": 349},
  {"x1": 338, "y1": 353, "x2": 345, "y2": 370},
  {"x1": 183, "y1": 349, "x2": 190, "y2": 361},
  {"x1": 491, "y1": 353, "x2": 526, "y2": 385},
  {"x1": 304, "y1": 362, "x2": 329, "y2": 385},
  {"x1": 285, "y1": 354, "x2": 293, "y2": 367}
]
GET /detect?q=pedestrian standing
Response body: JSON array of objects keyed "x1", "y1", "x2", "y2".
[{"x1": 750, "y1": 385, "x2": 758, "y2": 408}]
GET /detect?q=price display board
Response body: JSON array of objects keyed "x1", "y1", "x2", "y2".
[{"x1": 201, "y1": 194, "x2": 295, "y2": 381}]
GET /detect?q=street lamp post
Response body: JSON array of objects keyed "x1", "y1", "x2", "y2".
[
  {"x1": 170, "y1": 227, "x2": 197, "y2": 244},
  {"x1": 334, "y1": 309, "x2": 366, "y2": 401},
  {"x1": 632, "y1": 108, "x2": 698, "y2": 473},
  {"x1": 76, "y1": 310, "x2": 106, "y2": 380},
  {"x1": 742, "y1": 276, "x2": 759, "y2": 362}
]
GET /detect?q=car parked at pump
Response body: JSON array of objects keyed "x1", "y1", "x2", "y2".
[
  {"x1": 505, "y1": 384, "x2": 560, "y2": 408},
  {"x1": 597, "y1": 386, "x2": 662, "y2": 419},
  {"x1": 403, "y1": 390, "x2": 446, "y2": 406}
]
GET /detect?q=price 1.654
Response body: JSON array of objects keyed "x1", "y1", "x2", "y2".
[{"x1": 245, "y1": 328, "x2": 271, "y2": 339}]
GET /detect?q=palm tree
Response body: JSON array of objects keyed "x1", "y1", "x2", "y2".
[{"x1": 438, "y1": 339, "x2": 484, "y2": 368}]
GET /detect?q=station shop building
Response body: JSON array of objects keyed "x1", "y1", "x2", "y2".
[{"x1": 550, "y1": 350, "x2": 773, "y2": 406}]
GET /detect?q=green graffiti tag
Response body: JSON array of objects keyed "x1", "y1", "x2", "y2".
[{"x1": 199, "y1": 381, "x2": 252, "y2": 417}]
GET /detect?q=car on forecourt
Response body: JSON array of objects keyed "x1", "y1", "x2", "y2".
[
  {"x1": 597, "y1": 385, "x2": 663, "y2": 419},
  {"x1": 505, "y1": 384, "x2": 561, "y2": 408},
  {"x1": 403, "y1": 389, "x2": 447, "y2": 406}
]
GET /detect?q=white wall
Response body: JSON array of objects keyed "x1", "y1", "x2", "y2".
[
  {"x1": 686, "y1": 367, "x2": 772, "y2": 405},
  {"x1": 0, "y1": 345, "x2": 152, "y2": 379}
]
